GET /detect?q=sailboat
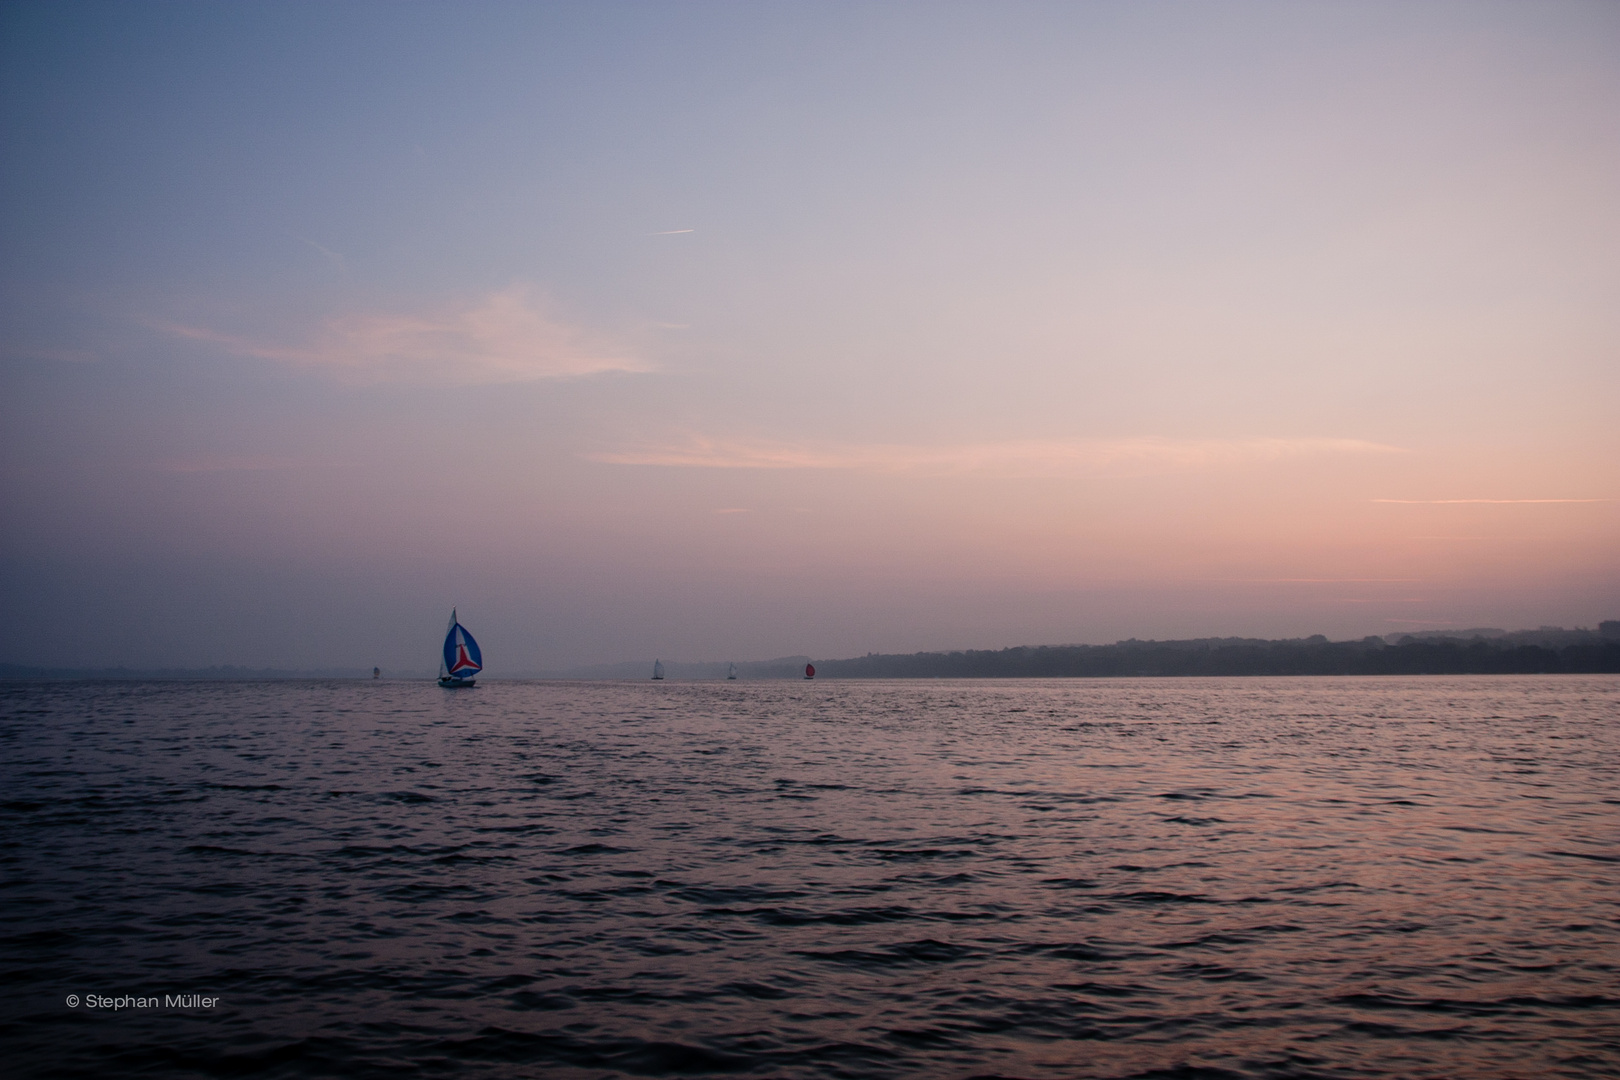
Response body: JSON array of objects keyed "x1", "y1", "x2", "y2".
[
  {"x1": 652, "y1": 659, "x2": 665, "y2": 680},
  {"x1": 727, "y1": 662, "x2": 737, "y2": 680},
  {"x1": 438, "y1": 609, "x2": 482, "y2": 687},
  {"x1": 804, "y1": 663, "x2": 815, "y2": 680}
]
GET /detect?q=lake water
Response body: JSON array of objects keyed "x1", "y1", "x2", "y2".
[{"x1": 2, "y1": 676, "x2": 1617, "y2": 1079}]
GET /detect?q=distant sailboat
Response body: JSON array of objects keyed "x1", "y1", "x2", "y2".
[
  {"x1": 373, "y1": 667, "x2": 380, "y2": 680},
  {"x1": 438, "y1": 609, "x2": 481, "y2": 687},
  {"x1": 652, "y1": 659, "x2": 665, "y2": 680},
  {"x1": 727, "y1": 662, "x2": 737, "y2": 680},
  {"x1": 804, "y1": 663, "x2": 815, "y2": 680}
]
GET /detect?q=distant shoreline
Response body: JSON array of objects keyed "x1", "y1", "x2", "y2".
[
  {"x1": 5, "y1": 624, "x2": 1618, "y2": 681},
  {"x1": 0, "y1": 665, "x2": 394, "y2": 682},
  {"x1": 811, "y1": 629, "x2": 1620, "y2": 679}
]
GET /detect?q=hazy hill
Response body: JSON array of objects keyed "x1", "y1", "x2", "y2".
[
  {"x1": 813, "y1": 625, "x2": 1620, "y2": 678},
  {"x1": 531, "y1": 657, "x2": 813, "y2": 681}
]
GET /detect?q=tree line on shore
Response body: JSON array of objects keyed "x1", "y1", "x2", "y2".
[{"x1": 814, "y1": 625, "x2": 1620, "y2": 678}]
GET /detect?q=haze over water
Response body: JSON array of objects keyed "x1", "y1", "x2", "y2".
[
  {"x1": 3, "y1": 2, "x2": 1618, "y2": 671},
  {"x1": 4, "y1": 677, "x2": 1617, "y2": 1078}
]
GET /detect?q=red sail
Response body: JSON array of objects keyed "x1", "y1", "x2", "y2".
[{"x1": 805, "y1": 663, "x2": 815, "y2": 679}]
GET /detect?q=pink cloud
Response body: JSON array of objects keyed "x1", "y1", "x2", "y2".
[
  {"x1": 590, "y1": 434, "x2": 1404, "y2": 477},
  {"x1": 156, "y1": 286, "x2": 648, "y2": 384}
]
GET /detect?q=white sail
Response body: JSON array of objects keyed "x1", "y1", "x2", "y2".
[
  {"x1": 652, "y1": 659, "x2": 665, "y2": 680},
  {"x1": 727, "y1": 662, "x2": 737, "y2": 679},
  {"x1": 440, "y1": 608, "x2": 455, "y2": 678}
]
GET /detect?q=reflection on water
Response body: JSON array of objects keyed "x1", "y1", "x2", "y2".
[{"x1": 2, "y1": 676, "x2": 1617, "y2": 1078}]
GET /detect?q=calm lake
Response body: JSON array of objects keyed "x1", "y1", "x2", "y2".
[{"x1": 2, "y1": 676, "x2": 1617, "y2": 1078}]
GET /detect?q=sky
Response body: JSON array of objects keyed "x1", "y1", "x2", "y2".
[{"x1": 2, "y1": 1, "x2": 1617, "y2": 672}]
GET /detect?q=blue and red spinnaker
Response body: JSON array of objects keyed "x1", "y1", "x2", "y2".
[{"x1": 443, "y1": 619, "x2": 482, "y2": 677}]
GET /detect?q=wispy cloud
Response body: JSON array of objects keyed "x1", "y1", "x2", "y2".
[
  {"x1": 150, "y1": 455, "x2": 302, "y2": 473},
  {"x1": 649, "y1": 229, "x2": 694, "y2": 235},
  {"x1": 1215, "y1": 577, "x2": 1421, "y2": 583},
  {"x1": 156, "y1": 286, "x2": 648, "y2": 384},
  {"x1": 296, "y1": 236, "x2": 349, "y2": 276},
  {"x1": 590, "y1": 435, "x2": 1404, "y2": 477},
  {"x1": 4, "y1": 346, "x2": 97, "y2": 363},
  {"x1": 1328, "y1": 597, "x2": 1429, "y2": 604},
  {"x1": 1373, "y1": 498, "x2": 1610, "y2": 504}
]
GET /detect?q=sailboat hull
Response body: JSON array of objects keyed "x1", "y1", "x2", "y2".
[{"x1": 438, "y1": 676, "x2": 476, "y2": 688}]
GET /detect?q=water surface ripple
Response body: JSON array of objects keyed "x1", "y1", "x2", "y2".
[{"x1": 2, "y1": 677, "x2": 1617, "y2": 1078}]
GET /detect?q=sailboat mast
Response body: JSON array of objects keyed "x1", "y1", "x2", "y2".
[{"x1": 440, "y1": 608, "x2": 456, "y2": 679}]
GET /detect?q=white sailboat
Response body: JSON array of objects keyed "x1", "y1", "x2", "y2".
[
  {"x1": 727, "y1": 662, "x2": 737, "y2": 680},
  {"x1": 652, "y1": 659, "x2": 665, "y2": 680}
]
